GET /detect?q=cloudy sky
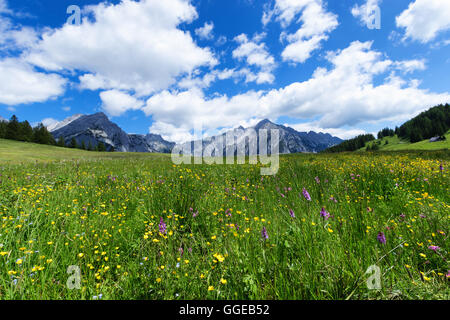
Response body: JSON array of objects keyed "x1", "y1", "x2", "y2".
[{"x1": 0, "y1": 0, "x2": 449, "y2": 142}]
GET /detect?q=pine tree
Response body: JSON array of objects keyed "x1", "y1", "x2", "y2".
[
  {"x1": 19, "y1": 121, "x2": 33, "y2": 142},
  {"x1": 69, "y1": 138, "x2": 78, "y2": 149},
  {"x1": 87, "y1": 141, "x2": 93, "y2": 151},
  {"x1": 0, "y1": 121, "x2": 7, "y2": 138},
  {"x1": 57, "y1": 136, "x2": 65, "y2": 147},
  {"x1": 97, "y1": 141, "x2": 106, "y2": 152},
  {"x1": 32, "y1": 124, "x2": 56, "y2": 145},
  {"x1": 80, "y1": 140, "x2": 86, "y2": 150},
  {"x1": 5, "y1": 115, "x2": 20, "y2": 140}
]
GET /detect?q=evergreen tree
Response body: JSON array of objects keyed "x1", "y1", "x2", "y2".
[
  {"x1": 5, "y1": 115, "x2": 20, "y2": 140},
  {"x1": 19, "y1": 121, "x2": 33, "y2": 142},
  {"x1": 398, "y1": 104, "x2": 449, "y2": 142},
  {"x1": 87, "y1": 141, "x2": 93, "y2": 151},
  {"x1": 80, "y1": 140, "x2": 86, "y2": 150},
  {"x1": 57, "y1": 136, "x2": 65, "y2": 147},
  {"x1": 0, "y1": 120, "x2": 7, "y2": 138},
  {"x1": 32, "y1": 124, "x2": 56, "y2": 145},
  {"x1": 69, "y1": 138, "x2": 78, "y2": 149},
  {"x1": 97, "y1": 141, "x2": 106, "y2": 152},
  {"x1": 324, "y1": 134, "x2": 375, "y2": 153}
]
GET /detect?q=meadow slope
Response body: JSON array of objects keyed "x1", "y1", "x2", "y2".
[{"x1": 0, "y1": 140, "x2": 449, "y2": 300}]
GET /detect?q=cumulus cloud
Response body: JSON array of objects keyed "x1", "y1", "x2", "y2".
[
  {"x1": 396, "y1": 0, "x2": 450, "y2": 43},
  {"x1": 25, "y1": 0, "x2": 217, "y2": 96},
  {"x1": 142, "y1": 41, "x2": 449, "y2": 143},
  {"x1": 393, "y1": 59, "x2": 426, "y2": 74},
  {"x1": 287, "y1": 122, "x2": 369, "y2": 140},
  {"x1": 351, "y1": 0, "x2": 381, "y2": 26},
  {"x1": 100, "y1": 90, "x2": 144, "y2": 117},
  {"x1": 0, "y1": 2, "x2": 66, "y2": 106},
  {"x1": 0, "y1": 1, "x2": 39, "y2": 51},
  {"x1": 264, "y1": 0, "x2": 338, "y2": 63},
  {"x1": 0, "y1": 0, "x2": 11, "y2": 14},
  {"x1": 195, "y1": 22, "x2": 214, "y2": 40},
  {"x1": 232, "y1": 33, "x2": 276, "y2": 84},
  {"x1": 0, "y1": 58, "x2": 67, "y2": 105}
]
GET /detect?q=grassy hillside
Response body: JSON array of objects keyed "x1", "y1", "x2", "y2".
[
  {"x1": 359, "y1": 131, "x2": 450, "y2": 152},
  {"x1": 0, "y1": 139, "x2": 169, "y2": 163}
]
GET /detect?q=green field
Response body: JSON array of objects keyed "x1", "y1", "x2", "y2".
[
  {"x1": 359, "y1": 132, "x2": 450, "y2": 152},
  {"x1": 0, "y1": 139, "x2": 449, "y2": 300}
]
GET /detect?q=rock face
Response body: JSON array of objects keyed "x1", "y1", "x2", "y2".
[
  {"x1": 50, "y1": 113, "x2": 175, "y2": 153},
  {"x1": 49, "y1": 114, "x2": 341, "y2": 154},
  {"x1": 176, "y1": 119, "x2": 343, "y2": 155}
]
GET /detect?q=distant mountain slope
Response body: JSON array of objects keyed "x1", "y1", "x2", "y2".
[
  {"x1": 177, "y1": 119, "x2": 343, "y2": 155},
  {"x1": 48, "y1": 114, "x2": 341, "y2": 154},
  {"x1": 358, "y1": 131, "x2": 450, "y2": 152},
  {"x1": 398, "y1": 104, "x2": 449, "y2": 142},
  {"x1": 50, "y1": 113, "x2": 175, "y2": 153},
  {"x1": 47, "y1": 114, "x2": 83, "y2": 132},
  {"x1": 326, "y1": 104, "x2": 450, "y2": 153}
]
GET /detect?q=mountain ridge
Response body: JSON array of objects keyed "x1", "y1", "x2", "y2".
[
  {"x1": 177, "y1": 118, "x2": 343, "y2": 155},
  {"x1": 47, "y1": 113, "x2": 343, "y2": 154},
  {"x1": 50, "y1": 112, "x2": 175, "y2": 153}
]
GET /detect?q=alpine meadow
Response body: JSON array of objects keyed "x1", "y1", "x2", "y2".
[{"x1": 1, "y1": 0, "x2": 450, "y2": 303}]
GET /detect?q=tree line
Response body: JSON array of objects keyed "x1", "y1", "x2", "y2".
[
  {"x1": 0, "y1": 115, "x2": 110, "y2": 152},
  {"x1": 324, "y1": 134, "x2": 376, "y2": 153},
  {"x1": 324, "y1": 103, "x2": 449, "y2": 152},
  {"x1": 397, "y1": 104, "x2": 449, "y2": 142}
]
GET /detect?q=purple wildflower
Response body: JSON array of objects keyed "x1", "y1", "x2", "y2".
[
  {"x1": 439, "y1": 164, "x2": 444, "y2": 171},
  {"x1": 315, "y1": 177, "x2": 320, "y2": 184},
  {"x1": 289, "y1": 209, "x2": 295, "y2": 218},
  {"x1": 301, "y1": 188, "x2": 311, "y2": 201},
  {"x1": 446, "y1": 270, "x2": 450, "y2": 278},
  {"x1": 179, "y1": 247, "x2": 184, "y2": 256},
  {"x1": 428, "y1": 245, "x2": 440, "y2": 252},
  {"x1": 377, "y1": 232, "x2": 386, "y2": 244},
  {"x1": 320, "y1": 207, "x2": 330, "y2": 220},
  {"x1": 193, "y1": 210, "x2": 198, "y2": 218},
  {"x1": 262, "y1": 227, "x2": 269, "y2": 240},
  {"x1": 159, "y1": 217, "x2": 167, "y2": 235}
]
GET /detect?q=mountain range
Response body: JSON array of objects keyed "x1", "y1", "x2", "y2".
[
  {"x1": 46, "y1": 113, "x2": 342, "y2": 154},
  {"x1": 177, "y1": 119, "x2": 343, "y2": 155},
  {"x1": 49, "y1": 113, "x2": 175, "y2": 153}
]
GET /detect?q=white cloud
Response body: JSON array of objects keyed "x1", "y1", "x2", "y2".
[
  {"x1": 393, "y1": 59, "x2": 426, "y2": 74},
  {"x1": 0, "y1": 2, "x2": 39, "y2": 51},
  {"x1": 0, "y1": 58, "x2": 67, "y2": 105},
  {"x1": 195, "y1": 22, "x2": 214, "y2": 40},
  {"x1": 142, "y1": 41, "x2": 449, "y2": 143},
  {"x1": 396, "y1": 0, "x2": 450, "y2": 43},
  {"x1": 41, "y1": 118, "x2": 59, "y2": 129},
  {"x1": 25, "y1": 0, "x2": 217, "y2": 96},
  {"x1": 264, "y1": 0, "x2": 338, "y2": 64},
  {"x1": 351, "y1": 0, "x2": 381, "y2": 26},
  {"x1": 287, "y1": 122, "x2": 368, "y2": 140},
  {"x1": 232, "y1": 33, "x2": 276, "y2": 84},
  {"x1": 100, "y1": 90, "x2": 144, "y2": 117},
  {"x1": 0, "y1": 0, "x2": 11, "y2": 14}
]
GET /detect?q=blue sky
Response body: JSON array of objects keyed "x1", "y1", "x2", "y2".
[{"x1": 0, "y1": 0, "x2": 449, "y2": 142}]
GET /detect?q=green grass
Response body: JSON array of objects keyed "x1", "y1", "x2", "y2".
[
  {"x1": 0, "y1": 140, "x2": 448, "y2": 300},
  {"x1": 359, "y1": 132, "x2": 450, "y2": 152},
  {"x1": 0, "y1": 138, "x2": 169, "y2": 163}
]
